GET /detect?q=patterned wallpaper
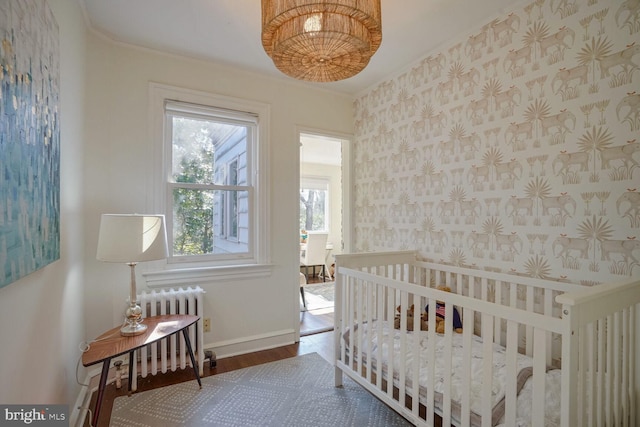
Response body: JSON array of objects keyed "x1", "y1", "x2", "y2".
[{"x1": 353, "y1": 0, "x2": 640, "y2": 286}]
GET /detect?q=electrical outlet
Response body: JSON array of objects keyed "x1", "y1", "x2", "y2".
[{"x1": 203, "y1": 318, "x2": 211, "y2": 332}]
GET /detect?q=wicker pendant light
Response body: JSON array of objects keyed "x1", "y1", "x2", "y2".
[{"x1": 261, "y1": 1, "x2": 382, "y2": 82}]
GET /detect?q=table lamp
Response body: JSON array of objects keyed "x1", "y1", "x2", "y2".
[{"x1": 96, "y1": 214, "x2": 168, "y2": 336}]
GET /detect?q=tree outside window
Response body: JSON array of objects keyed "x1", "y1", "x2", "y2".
[{"x1": 300, "y1": 177, "x2": 329, "y2": 232}]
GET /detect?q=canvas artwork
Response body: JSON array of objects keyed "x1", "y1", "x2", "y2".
[{"x1": 0, "y1": 0, "x2": 60, "y2": 288}]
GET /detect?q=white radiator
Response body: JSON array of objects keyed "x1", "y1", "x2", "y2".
[{"x1": 130, "y1": 286, "x2": 205, "y2": 391}]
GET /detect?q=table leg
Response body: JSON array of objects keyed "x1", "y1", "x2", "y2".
[
  {"x1": 181, "y1": 328, "x2": 202, "y2": 388},
  {"x1": 128, "y1": 350, "x2": 135, "y2": 394},
  {"x1": 92, "y1": 357, "x2": 111, "y2": 427}
]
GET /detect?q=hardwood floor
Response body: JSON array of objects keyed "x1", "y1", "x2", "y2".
[{"x1": 82, "y1": 330, "x2": 334, "y2": 427}]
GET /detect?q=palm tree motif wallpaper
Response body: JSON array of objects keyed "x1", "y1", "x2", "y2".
[
  {"x1": 353, "y1": 0, "x2": 639, "y2": 285},
  {"x1": 0, "y1": 0, "x2": 60, "y2": 288}
]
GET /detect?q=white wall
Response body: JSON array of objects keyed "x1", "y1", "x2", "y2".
[
  {"x1": 0, "y1": 0, "x2": 87, "y2": 416},
  {"x1": 81, "y1": 31, "x2": 353, "y2": 355}
]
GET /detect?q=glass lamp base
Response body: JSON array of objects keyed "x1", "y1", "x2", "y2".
[{"x1": 120, "y1": 322, "x2": 148, "y2": 336}]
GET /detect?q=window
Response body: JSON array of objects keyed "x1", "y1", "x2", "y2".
[
  {"x1": 300, "y1": 177, "x2": 329, "y2": 232},
  {"x1": 148, "y1": 84, "x2": 269, "y2": 275}
]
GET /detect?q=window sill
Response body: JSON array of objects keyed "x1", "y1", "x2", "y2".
[{"x1": 142, "y1": 263, "x2": 274, "y2": 288}]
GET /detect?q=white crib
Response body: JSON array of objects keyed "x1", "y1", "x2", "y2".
[{"x1": 333, "y1": 250, "x2": 640, "y2": 427}]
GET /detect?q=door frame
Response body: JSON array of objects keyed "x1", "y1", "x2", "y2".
[
  {"x1": 298, "y1": 127, "x2": 353, "y2": 253},
  {"x1": 295, "y1": 126, "x2": 353, "y2": 340}
]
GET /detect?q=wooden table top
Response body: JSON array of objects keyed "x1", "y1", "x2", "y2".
[{"x1": 82, "y1": 314, "x2": 199, "y2": 367}]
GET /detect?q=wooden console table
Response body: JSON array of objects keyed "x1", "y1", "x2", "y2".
[{"x1": 82, "y1": 314, "x2": 202, "y2": 426}]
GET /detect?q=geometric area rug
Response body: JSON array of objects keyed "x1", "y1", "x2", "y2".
[{"x1": 110, "y1": 353, "x2": 412, "y2": 427}]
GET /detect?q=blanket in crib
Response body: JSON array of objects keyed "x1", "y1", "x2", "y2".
[{"x1": 343, "y1": 321, "x2": 534, "y2": 427}]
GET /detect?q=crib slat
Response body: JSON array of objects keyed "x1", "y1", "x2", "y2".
[
  {"x1": 531, "y1": 328, "x2": 547, "y2": 427},
  {"x1": 622, "y1": 307, "x2": 629, "y2": 427},
  {"x1": 614, "y1": 311, "x2": 621, "y2": 427},
  {"x1": 411, "y1": 294, "x2": 421, "y2": 419},
  {"x1": 346, "y1": 277, "x2": 355, "y2": 373},
  {"x1": 481, "y1": 277, "x2": 488, "y2": 303},
  {"x1": 384, "y1": 285, "x2": 394, "y2": 398},
  {"x1": 426, "y1": 296, "x2": 436, "y2": 427},
  {"x1": 387, "y1": 287, "x2": 396, "y2": 400},
  {"x1": 526, "y1": 286, "x2": 534, "y2": 356},
  {"x1": 577, "y1": 325, "x2": 586, "y2": 427},
  {"x1": 544, "y1": 289, "x2": 553, "y2": 365},
  {"x1": 398, "y1": 291, "x2": 408, "y2": 403},
  {"x1": 586, "y1": 322, "x2": 595, "y2": 426},
  {"x1": 630, "y1": 305, "x2": 637, "y2": 427},
  {"x1": 596, "y1": 317, "x2": 605, "y2": 426},
  {"x1": 365, "y1": 282, "x2": 373, "y2": 384},
  {"x1": 469, "y1": 275, "x2": 476, "y2": 299},
  {"x1": 442, "y1": 303, "x2": 453, "y2": 426},
  {"x1": 333, "y1": 271, "x2": 343, "y2": 388},
  {"x1": 460, "y1": 307, "x2": 473, "y2": 427},
  {"x1": 510, "y1": 283, "x2": 518, "y2": 308},
  {"x1": 375, "y1": 283, "x2": 384, "y2": 390},
  {"x1": 481, "y1": 313, "x2": 493, "y2": 427},
  {"x1": 504, "y1": 319, "x2": 518, "y2": 426},
  {"x1": 606, "y1": 314, "x2": 613, "y2": 426},
  {"x1": 614, "y1": 311, "x2": 622, "y2": 426},
  {"x1": 356, "y1": 281, "x2": 364, "y2": 376},
  {"x1": 336, "y1": 274, "x2": 346, "y2": 377}
]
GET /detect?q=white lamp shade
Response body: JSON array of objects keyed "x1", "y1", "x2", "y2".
[{"x1": 96, "y1": 214, "x2": 168, "y2": 263}]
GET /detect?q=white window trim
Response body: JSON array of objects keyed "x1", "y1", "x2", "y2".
[
  {"x1": 224, "y1": 158, "x2": 240, "y2": 241},
  {"x1": 146, "y1": 82, "x2": 271, "y2": 286}
]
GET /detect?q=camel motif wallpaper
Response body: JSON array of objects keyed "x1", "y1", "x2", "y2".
[{"x1": 353, "y1": 0, "x2": 639, "y2": 286}]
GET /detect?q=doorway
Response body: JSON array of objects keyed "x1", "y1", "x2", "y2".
[{"x1": 298, "y1": 130, "x2": 352, "y2": 336}]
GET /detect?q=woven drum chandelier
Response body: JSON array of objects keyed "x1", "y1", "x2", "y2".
[{"x1": 261, "y1": 0, "x2": 382, "y2": 82}]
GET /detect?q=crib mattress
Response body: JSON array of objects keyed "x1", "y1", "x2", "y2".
[{"x1": 343, "y1": 320, "x2": 560, "y2": 427}]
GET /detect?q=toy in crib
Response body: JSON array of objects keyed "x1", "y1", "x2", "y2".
[
  {"x1": 425, "y1": 285, "x2": 463, "y2": 334},
  {"x1": 393, "y1": 304, "x2": 429, "y2": 331}
]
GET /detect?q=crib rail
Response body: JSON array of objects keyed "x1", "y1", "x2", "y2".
[{"x1": 333, "y1": 251, "x2": 640, "y2": 427}]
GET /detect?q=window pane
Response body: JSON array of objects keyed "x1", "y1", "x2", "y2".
[
  {"x1": 300, "y1": 188, "x2": 327, "y2": 231},
  {"x1": 214, "y1": 189, "x2": 248, "y2": 252},
  {"x1": 173, "y1": 188, "x2": 249, "y2": 255},
  {"x1": 173, "y1": 188, "x2": 214, "y2": 255},
  {"x1": 171, "y1": 116, "x2": 247, "y2": 185}
]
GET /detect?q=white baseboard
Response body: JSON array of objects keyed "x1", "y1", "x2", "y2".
[
  {"x1": 204, "y1": 329, "x2": 297, "y2": 359},
  {"x1": 70, "y1": 368, "x2": 98, "y2": 427}
]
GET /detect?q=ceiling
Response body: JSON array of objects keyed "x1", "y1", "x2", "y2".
[{"x1": 81, "y1": 0, "x2": 516, "y2": 95}]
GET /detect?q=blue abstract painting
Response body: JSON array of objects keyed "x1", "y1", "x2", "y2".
[{"x1": 0, "y1": 0, "x2": 60, "y2": 288}]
